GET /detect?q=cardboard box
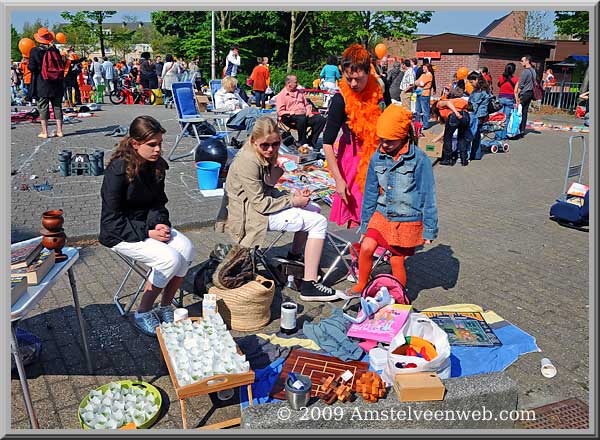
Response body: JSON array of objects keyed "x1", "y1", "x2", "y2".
[
  {"x1": 419, "y1": 135, "x2": 443, "y2": 159},
  {"x1": 393, "y1": 372, "x2": 446, "y2": 402},
  {"x1": 195, "y1": 95, "x2": 210, "y2": 113}
]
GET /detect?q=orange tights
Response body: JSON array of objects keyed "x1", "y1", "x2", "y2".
[{"x1": 351, "y1": 236, "x2": 407, "y2": 294}]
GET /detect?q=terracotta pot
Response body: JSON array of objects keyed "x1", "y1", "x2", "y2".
[
  {"x1": 42, "y1": 209, "x2": 64, "y2": 231},
  {"x1": 42, "y1": 233, "x2": 66, "y2": 251}
]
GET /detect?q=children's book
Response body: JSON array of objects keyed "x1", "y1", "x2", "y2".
[
  {"x1": 421, "y1": 310, "x2": 502, "y2": 347},
  {"x1": 567, "y1": 182, "x2": 589, "y2": 198},
  {"x1": 11, "y1": 241, "x2": 44, "y2": 269},
  {"x1": 11, "y1": 249, "x2": 56, "y2": 285},
  {"x1": 347, "y1": 304, "x2": 412, "y2": 344}
]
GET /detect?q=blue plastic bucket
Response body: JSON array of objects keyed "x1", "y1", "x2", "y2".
[{"x1": 195, "y1": 161, "x2": 221, "y2": 190}]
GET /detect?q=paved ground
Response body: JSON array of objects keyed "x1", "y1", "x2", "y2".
[
  {"x1": 11, "y1": 104, "x2": 232, "y2": 243},
  {"x1": 10, "y1": 102, "x2": 590, "y2": 429}
]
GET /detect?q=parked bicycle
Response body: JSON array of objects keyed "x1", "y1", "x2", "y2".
[{"x1": 109, "y1": 75, "x2": 156, "y2": 105}]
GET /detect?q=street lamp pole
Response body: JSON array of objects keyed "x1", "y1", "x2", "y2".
[{"x1": 211, "y1": 11, "x2": 216, "y2": 80}]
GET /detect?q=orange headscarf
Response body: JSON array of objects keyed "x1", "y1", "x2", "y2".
[
  {"x1": 339, "y1": 71, "x2": 383, "y2": 192},
  {"x1": 376, "y1": 104, "x2": 413, "y2": 141}
]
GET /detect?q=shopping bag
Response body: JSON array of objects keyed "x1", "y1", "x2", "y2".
[
  {"x1": 507, "y1": 107, "x2": 522, "y2": 137},
  {"x1": 382, "y1": 312, "x2": 451, "y2": 383}
]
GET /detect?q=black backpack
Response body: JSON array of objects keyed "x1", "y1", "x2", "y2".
[{"x1": 487, "y1": 94, "x2": 503, "y2": 114}]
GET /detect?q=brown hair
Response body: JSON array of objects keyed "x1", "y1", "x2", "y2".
[{"x1": 109, "y1": 115, "x2": 167, "y2": 182}]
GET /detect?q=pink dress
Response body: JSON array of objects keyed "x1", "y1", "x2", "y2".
[{"x1": 329, "y1": 125, "x2": 363, "y2": 226}]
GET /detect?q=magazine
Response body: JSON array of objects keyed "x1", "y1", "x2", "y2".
[
  {"x1": 347, "y1": 304, "x2": 412, "y2": 344},
  {"x1": 421, "y1": 310, "x2": 502, "y2": 347}
]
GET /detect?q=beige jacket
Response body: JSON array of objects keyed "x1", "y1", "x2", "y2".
[{"x1": 221, "y1": 146, "x2": 292, "y2": 248}]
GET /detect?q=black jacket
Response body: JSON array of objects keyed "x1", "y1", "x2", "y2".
[
  {"x1": 99, "y1": 158, "x2": 171, "y2": 248},
  {"x1": 28, "y1": 45, "x2": 64, "y2": 99}
]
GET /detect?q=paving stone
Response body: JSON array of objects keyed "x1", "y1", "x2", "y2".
[{"x1": 10, "y1": 106, "x2": 589, "y2": 429}]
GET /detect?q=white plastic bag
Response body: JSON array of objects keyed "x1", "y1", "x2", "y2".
[{"x1": 382, "y1": 312, "x2": 451, "y2": 384}]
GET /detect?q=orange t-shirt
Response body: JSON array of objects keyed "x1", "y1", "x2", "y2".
[
  {"x1": 416, "y1": 72, "x2": 433, "y2": 96},
  {"x1": 19, "y1": 60, "x2": 31, "y2": 85},
  {"x1": 250, "y1": 64, "x2": 270, "y2": 92},
  {"x1": 439, "y1": 98, "x2": 468, "y2": 120}
]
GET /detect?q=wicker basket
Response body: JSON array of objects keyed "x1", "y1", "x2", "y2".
[{"x1": 208, "y1": 275, "x2": 275, "y2": 332}]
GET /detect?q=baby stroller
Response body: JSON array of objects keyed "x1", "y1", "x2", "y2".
[
  {"x1": 549, "y1": 135, "x2": 589, "y2": 231},
  {"x1": 480, "y1": 112, "x2": 510, "y2": 154}
]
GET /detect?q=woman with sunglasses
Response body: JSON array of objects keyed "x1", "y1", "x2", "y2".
[{"x1": 222, "y1": 116, "x2": 343, "y2": 302}]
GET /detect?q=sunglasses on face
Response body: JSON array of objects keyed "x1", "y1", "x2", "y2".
[{"x1": 258, "y1": 141, "x2": 281, "y2": 150}]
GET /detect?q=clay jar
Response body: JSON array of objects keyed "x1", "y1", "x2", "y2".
[
  {"x1": 41, "y1": 230, "x2": 66, "y2": 251},
  {"x1": 42, "y1": 209, "x2": 64, "y2": 231}
]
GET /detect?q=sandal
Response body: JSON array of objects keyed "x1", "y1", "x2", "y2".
[
  {"x1": 56, "y1": 132, "x2": 64, "y2": 137},
  {"x1": 37, "y1": 133, "x2": 48, "y2": 138}
]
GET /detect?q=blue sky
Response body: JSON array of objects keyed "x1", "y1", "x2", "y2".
[{"x1": 11, "y1": 10, "x2": 555, "y2": 36}]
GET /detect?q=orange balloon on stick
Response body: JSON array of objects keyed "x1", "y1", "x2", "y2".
[
  {"x1": 375, "y1": 43, "x2": 387, "y2": 59},
  {"x1": 18, "y1": 38, "x2": 36, "y2": 57},
  {"x1": 55, "y1": 32, "x2": 67, "y2": 44}
]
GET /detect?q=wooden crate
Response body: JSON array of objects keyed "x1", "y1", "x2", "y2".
[{"x1": 156, "y1": 317, "x2": 255, "y2": 429}]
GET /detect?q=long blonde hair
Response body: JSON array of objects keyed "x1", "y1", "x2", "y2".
[{"x1": 244, "y1": 116, "x2": 281, "y2": 166}]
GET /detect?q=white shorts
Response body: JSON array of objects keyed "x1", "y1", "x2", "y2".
[
  {"x1": 112, "y1": 228, "x2": 195, "y2": 289},
  {"x1": 267, "y1": 201, "x2": 327, "y2": 239}
]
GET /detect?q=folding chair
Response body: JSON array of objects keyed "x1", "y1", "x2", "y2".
[
  {"x1": 167, "y1": 82, "x2": 213, "y2": 161},
  {"x1": 207, "y1": 79, "x2": 245, "y2": 144},
  {"x1": 113, "y1": 249, "x2": 185, "y2": 317},
  {"x1": 321, "y1": 227, "x2": 390, "y2": 284}
]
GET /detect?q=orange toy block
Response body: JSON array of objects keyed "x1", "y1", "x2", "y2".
[{"x1": 356, "y1": 372, "x2": 386, "y2": 403}]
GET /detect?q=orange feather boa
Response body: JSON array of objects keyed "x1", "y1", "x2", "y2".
[{"x1": 338, "y1": 74, "x2": 383, "y2": 191}]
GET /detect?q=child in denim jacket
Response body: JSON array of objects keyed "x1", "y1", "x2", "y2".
[
  {"x1": 466, "y1": 71, "x2": 490, "y2": 162},
  {"x1": 345, "y1": 104, "x2": 438, "y2": 297}
]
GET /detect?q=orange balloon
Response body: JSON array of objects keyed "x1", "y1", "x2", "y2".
[
  {"x1": 465, "y1": 82, "x2": 474, "y2": 95},
  {"x1": 55, "y1": 32, "x2": 67, "y2": 44},
  {"x1": 457, "y1": 67, "x2": 469, "y2": 80},
  {"x1": 18, "y1": 38, "x2": 35, "y2": 57},
  {"x1": 375, "y1": 43, "x2": 387, "y2": 59}
]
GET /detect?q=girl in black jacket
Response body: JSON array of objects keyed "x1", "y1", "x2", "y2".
[{"x1": 99, "y1": 115, "x2": 195, "y2": 336}]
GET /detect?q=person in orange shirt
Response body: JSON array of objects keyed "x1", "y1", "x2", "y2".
[
  {"x1": 19, "y1": 56, "x2": 32, "y2": 98},
  {"x1": 414, "y1": 62, "x2": 433, "y2": 130},
  {"x1": 432, "y1": 92, "x2": 471, "y2": 166},
  {"x1": 250, "y1": 56, "x2": 270, "y2": 109}
]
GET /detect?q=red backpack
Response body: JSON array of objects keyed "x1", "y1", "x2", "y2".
[{"x1": 41, "y1": 47, "x2": 65, "y2": 81}]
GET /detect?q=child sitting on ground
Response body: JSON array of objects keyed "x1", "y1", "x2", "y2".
[{"x1": 346, "y1": 104, "x2": 438, "y2": 297}]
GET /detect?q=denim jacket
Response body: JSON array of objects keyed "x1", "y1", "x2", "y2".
[
  {"x1": 360, "y1": 143, "x2": 438, "y2": 241},
  {"x1": 469, "y1": 90, "x2": 490, "y2": 118}
]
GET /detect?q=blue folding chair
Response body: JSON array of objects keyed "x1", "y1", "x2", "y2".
[{"x1": 167, "y1": 82, "x2": 213, "y2": 161}]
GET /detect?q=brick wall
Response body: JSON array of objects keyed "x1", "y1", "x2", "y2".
[
  {"x1": 485, "y1": 11, "x2": 526, "y2": 40},
  {"x1": 431, "y1": 54, "x2": 479, "y2": 97}
]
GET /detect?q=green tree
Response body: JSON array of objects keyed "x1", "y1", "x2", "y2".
[
  {"x1": 554, "y1": 11, "x2": 589, "y2": 41},
  {"x1": 554, "y1": 11, "x2": 589, "y2": 92},
  {"x1": 58, "y1": 12, "x2": 96, "y2": 57},
  {"x1": 21, "y1": 19, "x2": 50, "y2": 41},
  {"x1": 61, "y1": 11, "x2": 117, "y2": 57},
  {"x1": 11, "y1": 25, "x2": 22, "y2": 61},
  {"x1": 108, "y1": 26, "x2": 136, "y2": 60}
]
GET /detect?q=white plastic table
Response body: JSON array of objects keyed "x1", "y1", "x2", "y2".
[{"x1": 11, "y1": 237, "x2": 93, "y2": 429}]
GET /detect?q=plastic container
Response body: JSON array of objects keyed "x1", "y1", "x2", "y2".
[
  {"x1": 369, "y1": 347, "x2": 388, "y2": 371},
  {"x1": 195, "y1": 161, "x2": 221, "y2": 190}
]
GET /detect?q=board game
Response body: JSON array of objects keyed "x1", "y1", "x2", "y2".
[
  {"x1": 271, "y1": 349, "x2": 369, "y2": 400},
  {"x1": 421, "y1": 310, "x2": 502, "y2": 347}
]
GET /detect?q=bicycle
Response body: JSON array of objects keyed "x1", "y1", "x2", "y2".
[{"x1": 109, "y1": 75, "x2": 155, "y2": 105}]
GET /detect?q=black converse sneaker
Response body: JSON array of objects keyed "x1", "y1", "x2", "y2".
[{"x1": 300, "y1": 280, "x2": 340, "y2": 302}]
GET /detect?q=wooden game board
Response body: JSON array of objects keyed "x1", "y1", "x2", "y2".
[{"x1": 271, "y1": 349, "x2": 369, "y2": 400}]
